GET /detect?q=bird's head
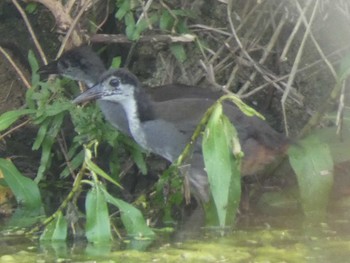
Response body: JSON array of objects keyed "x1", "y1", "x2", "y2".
[
  {"x1": 72, "y1": 68, "x2": 140, "y2": 105},
  {"x1": 37, "y1": 46, "x2": 106, "y2": 86}
]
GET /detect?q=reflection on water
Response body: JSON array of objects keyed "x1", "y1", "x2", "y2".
[{"x1": 1, "y1": 211, "x2": 350, "y2": 263}]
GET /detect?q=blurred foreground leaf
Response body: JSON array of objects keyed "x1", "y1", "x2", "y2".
[
  {"x1": 288, "y1": 136, "x2": 334, "y2": 221},
  {"x1": 202, "y1": 103, "x2": 242, "y2": 228}
]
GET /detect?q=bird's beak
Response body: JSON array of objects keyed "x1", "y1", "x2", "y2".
[
  {"x1": 37, "y1": 61, "x2": 59, "y2": 75},
  {"x1": 72, "y1": 83, "x2": 103, "y2": 104}
]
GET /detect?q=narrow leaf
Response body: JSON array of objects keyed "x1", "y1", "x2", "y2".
[
  {"x1": 0, "y1": 109, "x2": 35, "y2": 132},
  {"x1": 60, "y1": 150, "x2": 84, "y2": 178},
  {"x1": 84, "y1": 147, "x2": 122, "y2": 188},
  {"x1": 28, "y1": 50, "x2": 40, "y2": 87},
  {"x1": 35, "y1": 113, "x2": 64, "y2": 183},
  {"x1": 32, "y1": 119, "x2": 49, "y2": 150}
]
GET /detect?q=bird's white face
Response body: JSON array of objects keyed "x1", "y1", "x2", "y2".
[
  {"x1": 100, "y1": 75, "x2": 136, "y2": 103},
  {"x1": 72, "y1": 69, "x2": 139, "y2": 105}
]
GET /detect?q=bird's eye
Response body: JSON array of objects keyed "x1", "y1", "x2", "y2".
[{"x1": 109, "y1": 78, "x2": 120, "y2": 87}]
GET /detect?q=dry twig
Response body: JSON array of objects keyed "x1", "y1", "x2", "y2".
[{"x1": 281, "y1": 0, "x2": 319, "y2": 135}]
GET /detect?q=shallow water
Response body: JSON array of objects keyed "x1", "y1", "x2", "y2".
[{"x1": 1, "y1": 211, "x2": 350, "y2": 263}]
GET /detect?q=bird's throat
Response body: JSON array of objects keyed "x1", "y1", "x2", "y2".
[{"x1": 121, "y1": 98, "x2": 150, "y2": 151}]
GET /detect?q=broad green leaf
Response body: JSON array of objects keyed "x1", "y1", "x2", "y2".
[
  {"x1": 102, "y1": 188, "x2": 155, "y2": 238},
  {"x1": 0, "y1": 158, "x2": 42, "y2": 210},
  {"x1": 0, "y1": 109, "x2": 35, "y2": 132},
  {"x1": 202, "y1": 103, "x2": 242, "y2": 228},
  {"x1": 170, "y1": 43, "x2": 187, "y2": 63},
  {"x1": 86, "y1": 184, "x2": 112, "y2": 243},
  {"x1": 288, "y1": 136, "x2": 334, "y2": 220},
  {"x1": 40, "y1": 211, "x2": 68, "y2": 241}
]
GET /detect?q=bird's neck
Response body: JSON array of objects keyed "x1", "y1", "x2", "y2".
[{"x1": 120, "y1": 88, "x2": 155, "y2": 151}]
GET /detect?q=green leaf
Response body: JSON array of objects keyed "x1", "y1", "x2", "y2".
[
  {"x1": 32, "y1": 119, "x2": 49, "y2": 150},
  {"x1": 102, "y1": 188, "x2": 155, "y2": 238},
  {"x1": 170, "y1": 43, "x2": 187, "y2": 63},
  {"x1": 125, "y1": 13, "x2": 137, "y2": 40},
  {"x1": 160, "y1": 10, "x2": 174, "y2": 31},
  {"x1": 115, "y1": 0, "x2": 130, "y2": 20},
  {"x1": 176, "y1": 19, "x2": 189, "y2": 34},
  {"x1": 202, "y1": 103, "x2": 242, "y2": 228},
  {"x1": 35, "y1": 113, "x2": 64, "y2": 183},
  {"x1": 128, "y1": 144, "x2": 147, "y2": 175},
  {"x1": 28, "y1": 50, "x2": 40, "y2": 87},
  {"x1": 60, "y1": 150, "x2": 84, "y2": 178},
  {"x1": 288, "y1": 136, "x2": 334, "y2": 221},
  {"x1": 84, "y1": 146, "x2": 122, "y2": 188},
  {"x1": 0, "y1": 158, "x2": 42, "y2": 210},
  {"x1": 40, "y1": 211, "x2": 68, "y2": 241},
  {"x1": 0, "y1": 109, "x2": 35, "y2": 132},
  {"x1": 110, "y1": 57, "x2": 122, "y2": 69},
  {"x1": 85, "y1": 184, "x2": 112, "y2": 243},
  {"x1": 25, "y1": 3, "x2": 38, "y2": 14},
  {"x1": 135, "y1": 17, "x2": 151, "y2": 33}
]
